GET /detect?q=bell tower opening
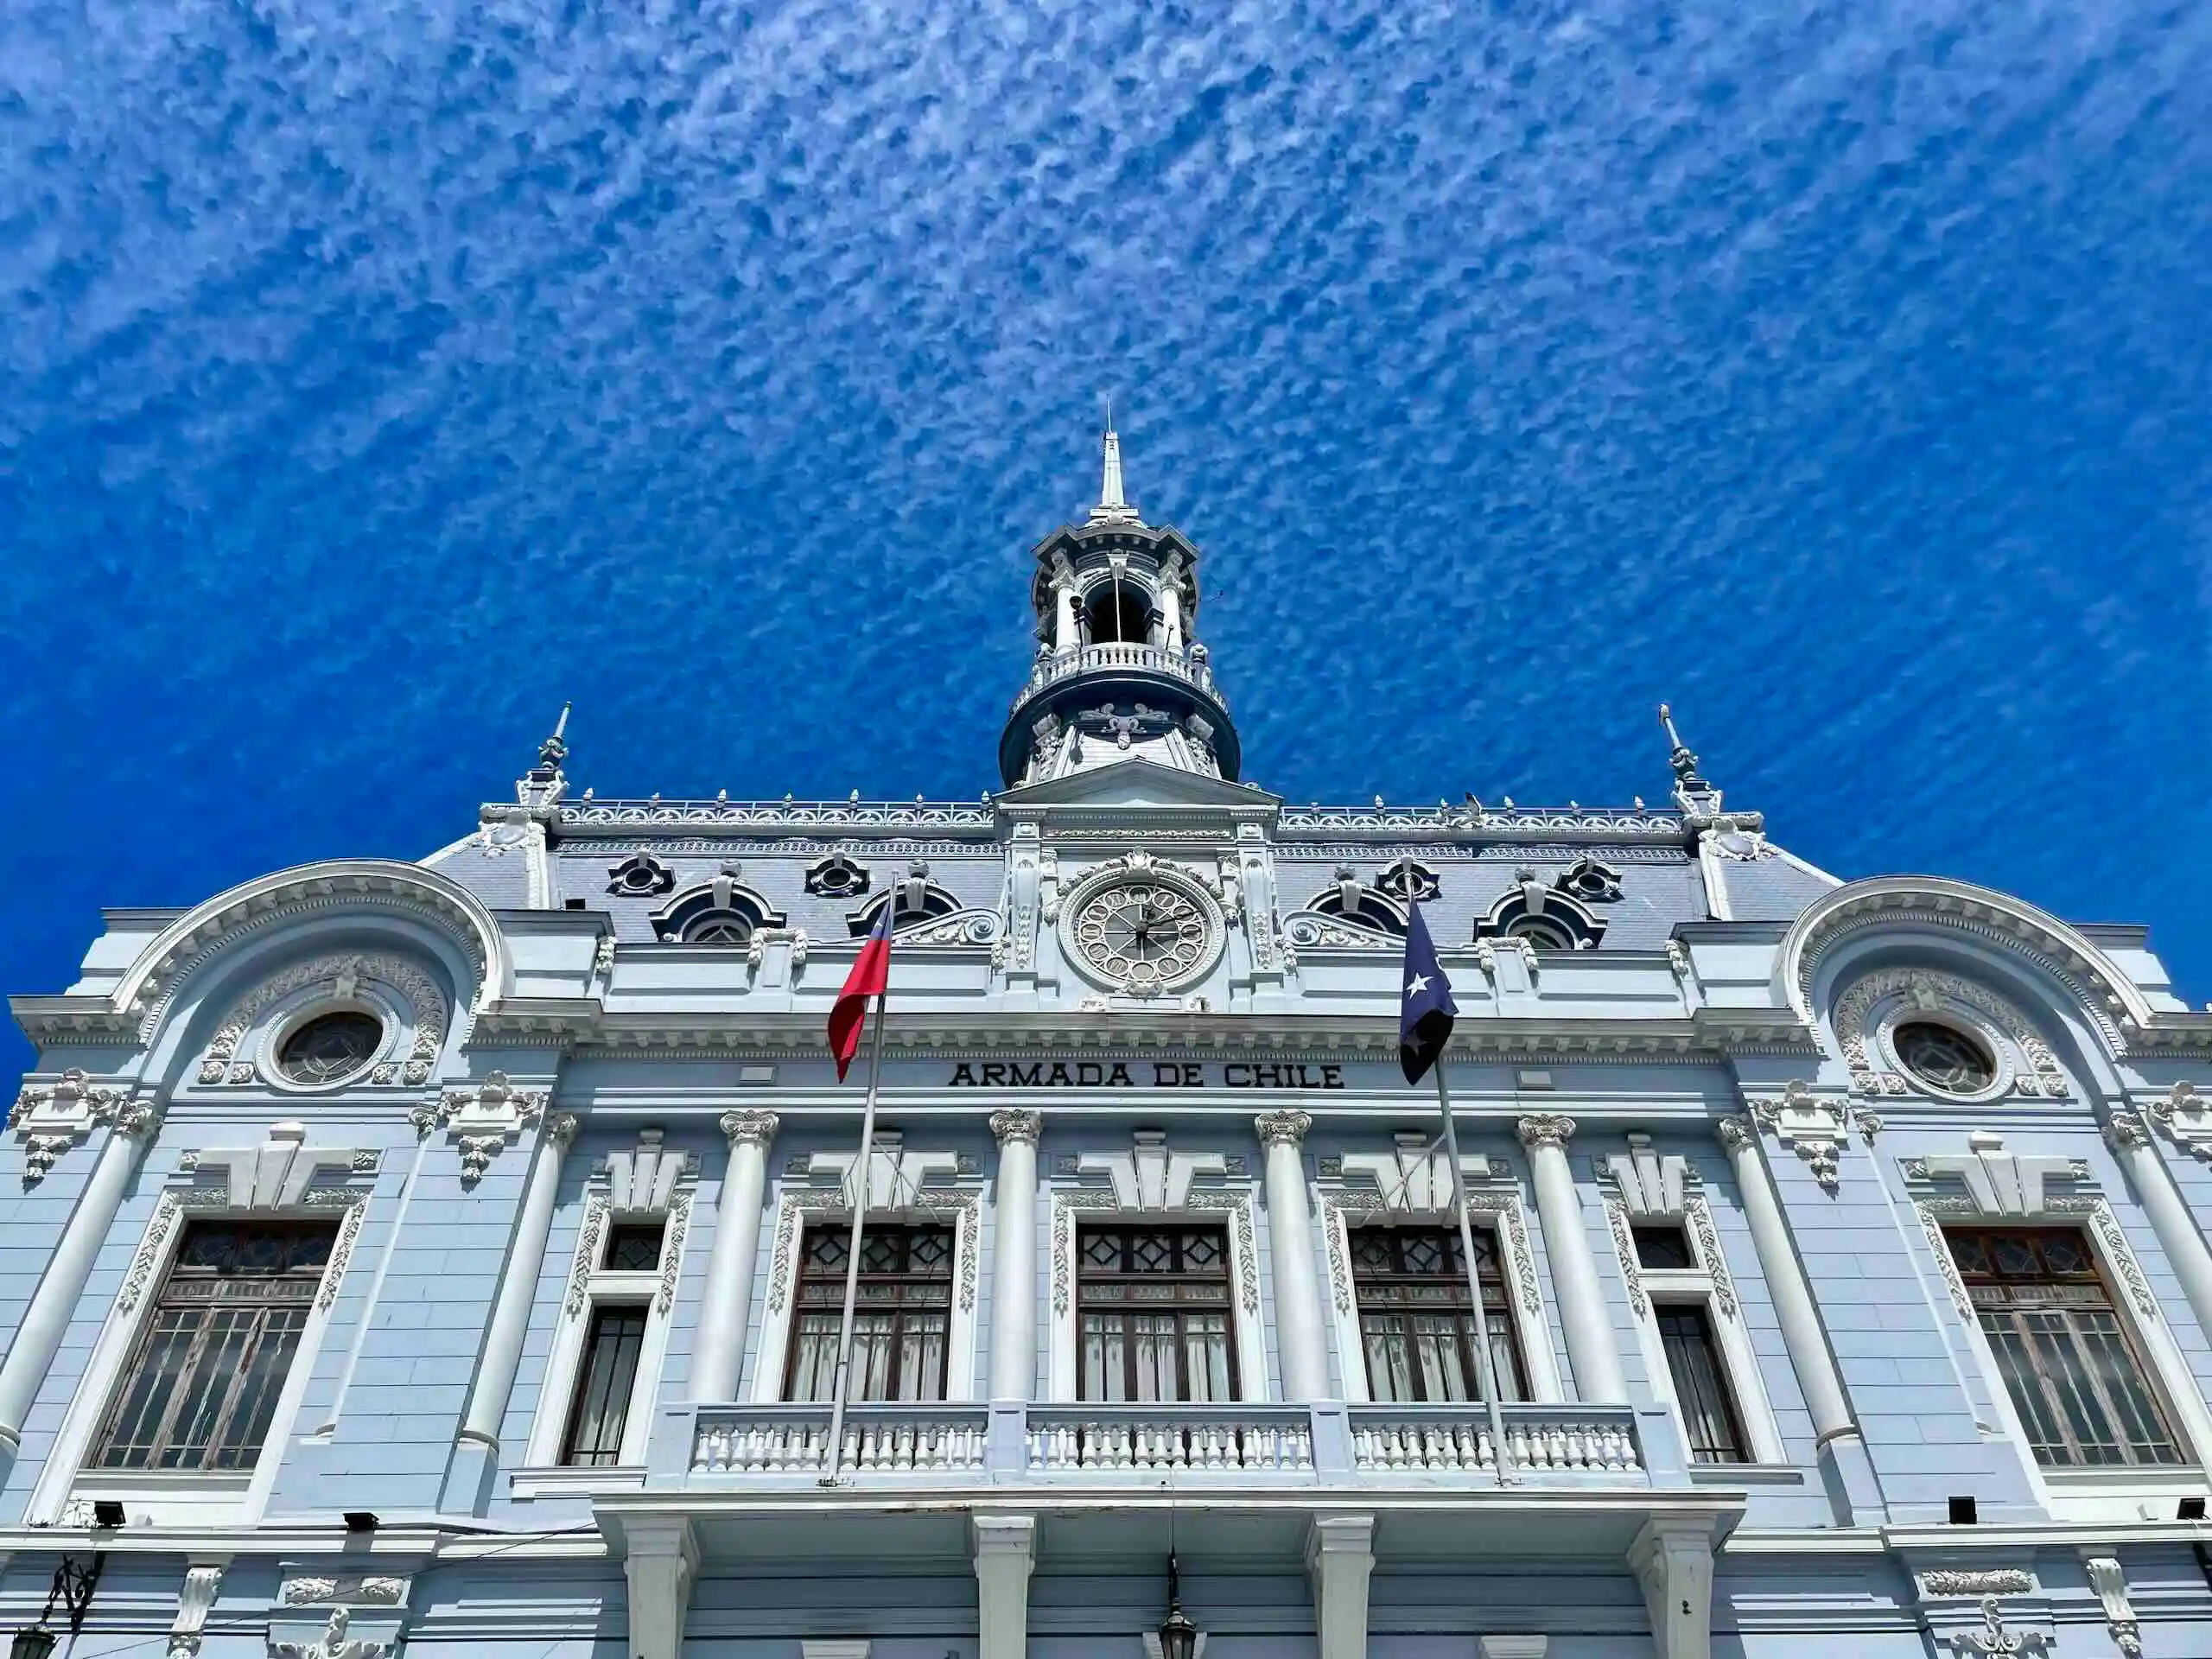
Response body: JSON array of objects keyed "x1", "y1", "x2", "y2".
[{"x1": 1084, "y1": 581, "x2": 1153, "y2": 646}]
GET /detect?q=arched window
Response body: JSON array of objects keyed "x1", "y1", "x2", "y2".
[
  {"x1": 1083, "y1": 581, "x2": 1152, "y2": 646},
  {"x1": 652, "y1": 872, "x2": 785, "y2": 944}
]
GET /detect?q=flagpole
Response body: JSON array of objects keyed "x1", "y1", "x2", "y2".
[
  {"x1": 1433, "y1": 1039, "x2": 1516, "y2": 1488},
  {"x1": 822, "y1": 975, "x2": 890, "y2": 1486}
]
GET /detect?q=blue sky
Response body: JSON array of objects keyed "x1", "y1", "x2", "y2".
[{"x1": 3, "y1": 0, "x2": 2209, "y2": 1076}]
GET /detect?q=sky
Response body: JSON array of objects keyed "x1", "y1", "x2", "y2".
[{"x1": 2, "y1": 0, "x2": 2209, "y2": 1079}]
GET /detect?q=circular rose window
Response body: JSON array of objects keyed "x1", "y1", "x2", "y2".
[
  {"x1": 1892, "y1": 1020, "x2": 1996, "y2": 1096},
  {"x1": 276, "y1": 1010, "x2": 384, "y2": 1085}
]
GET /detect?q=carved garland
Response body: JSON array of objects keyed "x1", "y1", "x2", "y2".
[
  {"x1": 1833, "y1": 966, "x2": 2064, "y2": 1099},
  {"x1": 1914, "y1": 1196, "x2": 2156, "y2": 1324},
  {"x1": 1317, "y1": 1188, "x2": 1541, "y2": 1320},
  {"x1": 199, "y1": 952, "x2": 448, "y2": 1087},
  {"x1": 1606, "y1": 1199, "x2": 1647, "y2": 1318},
  {"x1": 1687, "y1": 1194, "x2": 1738, "y2": 1319}
]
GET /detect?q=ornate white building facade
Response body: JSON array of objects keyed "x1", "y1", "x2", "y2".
[{"x1": 5, "y1": 435, "x2": 2212, "y2": 1657}]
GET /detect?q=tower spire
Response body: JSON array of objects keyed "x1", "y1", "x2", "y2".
[{"x1": 1088, "y1": 400, "x2": 1140, "y2": 524}]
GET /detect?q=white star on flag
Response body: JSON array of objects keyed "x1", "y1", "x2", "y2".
[{"x1": 1406, "y1": 973, "x2": 1429, "y2": 995}]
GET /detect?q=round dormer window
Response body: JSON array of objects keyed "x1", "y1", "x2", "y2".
[
  {"x1": 1893, "y1": 1020, "x2": 1996, "y2": 1096},
  {"x1": 275, "y1": 1010, "x2": 385, "y2": 1086}
]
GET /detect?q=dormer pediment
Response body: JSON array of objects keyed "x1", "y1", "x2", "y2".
[{"x1": 996, "y1": 757, "x2": 1279, "y2": 819}]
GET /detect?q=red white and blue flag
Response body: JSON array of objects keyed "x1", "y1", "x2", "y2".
[{"x1": 828, "y1": 904, "x2": 893, "y2": 1081}]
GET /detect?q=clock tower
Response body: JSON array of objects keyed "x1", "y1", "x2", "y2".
[{"x1": 997, "y1": 423, "x2": 1242, "y2": 786}]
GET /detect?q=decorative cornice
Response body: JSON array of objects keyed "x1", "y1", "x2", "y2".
[
  {"x1": 1516, "y1": 1113, "x2": 1577, "y2": 1149},
  {"x1": 1780, "y1": 876, "x2": 2156, "y2": 1052},
  {"x1": 988, "y1": 1109, "x2": 1043, "y2": 1147},
  {"x1": 560, "y1": 798, "x2": 998, "y2": 834},
  {"x1": 1254, "y1": 1110, "x2": 1312, "y2": 1148}
]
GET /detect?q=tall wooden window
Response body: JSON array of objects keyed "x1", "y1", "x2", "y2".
[
  {"x1": 1077, "y1": 1225, "x2": 1236, "y2": 1402},
  {"x1": 1655, "y1": 1303, "x2": 1746, "y2": 1463},
  {"x1": 93, "y1": 1219, "x2": 336, "y2": 1471},
  {"x1": 1351, "y1": 1225, "x2": 1525, "y2": 1403},
  {"x1": 785, "y1": 1224, "x2": 954, "y2": 1402},
  {"x1": 1948, "y1": 1225, "x2": 2182, "y2": 1468},
  {"x1": 561, "y1": 1303, "x2": 648, "y2": 1466}
]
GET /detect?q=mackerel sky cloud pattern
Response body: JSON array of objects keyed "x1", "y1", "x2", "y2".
[{"x1": 2, "y1": 0, "x2": 2209, "y2": 1067}]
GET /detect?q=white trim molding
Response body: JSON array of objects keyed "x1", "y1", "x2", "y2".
[
  {"x1": 754, "y1": 1133, "x2": 985, "y2": 1404},
  {"x1": 1906, "y1": 1135, "x2": 2212, "y2": 1516},
  {"x1": 28, "y1": 1124, "x2": 375, "y2": 1529},
  {"x1": 1599, "y1": 1144, "x2": 1785, "y2": 1466},
  {"x1": 1316, "y1": 1135, "x2": 1560, "y2": 1405},
  {"x1": 524, "y1": 1129, "x2": 699, "y2": 1471},
  {"x1": 1046, "y1": 1128, "x2": 1263, "y2": 1402}
]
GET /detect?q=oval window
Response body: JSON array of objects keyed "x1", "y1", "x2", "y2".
[
  {"x1": 1893, "y1": 1020, "x2": 1996, "y2": 1096},
  {"x1": 276, "y1": 1010, "x2": 384, "y2": 1085}
]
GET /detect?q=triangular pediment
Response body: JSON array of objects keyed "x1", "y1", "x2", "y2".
[{"x1": 996, "y1": 758, "x2": 1281, "y2": 816}]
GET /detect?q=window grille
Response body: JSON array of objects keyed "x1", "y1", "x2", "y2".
[
  {"x1": 785, "y1": 1224, "x2": 954, "y2": 1402},
  {"x1": 1077, "y1": 1225, "x2": 1236, "y2": 1402},
  {"x1": 1349, "y1": 1225, "x2": 1524, "y2": 1404},
  {"x1": 1948, "y1": 1225, "x2": 2182, "y2": 1468},
  {"x1": 93, "y1": 1219, "x2": 336, "y2": 1471}
]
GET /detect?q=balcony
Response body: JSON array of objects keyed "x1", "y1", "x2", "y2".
[
  {"x1": 1008, "y1": 642, "x2": 1227, "y2": 715},
  {"x1": 664, "y1": 1400, "x2": 1659, "y2": 1491}
]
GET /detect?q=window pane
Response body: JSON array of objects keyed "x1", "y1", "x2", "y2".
[
  {"x1": 1076, "y1": 1225, "x2": 1238, "y2": 1402},
  {"x1": 1953, "y1": 1226, "x2": 2182, "y2": 1468},
  {"x1": 563, "y1": 1304, "x2": 647, "y2": 1466},
  {"x1": 1656, "y1": 1305, "x2": 1745, "y2": 1464},
  {"x1": 787, "y1": 1224, "x2": 954, "y2": 1402},
  {"x1": 95, "y1": 1220, "x2": 336, "y2": 1473},
  {"x1": 1349, "y1": 1226, "x2": 1524, "y2": 1404}
]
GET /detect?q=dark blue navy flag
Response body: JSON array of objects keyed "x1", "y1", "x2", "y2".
[{"x1": 1399, "y1": 900, "x2": 1459, "y2": 1084}]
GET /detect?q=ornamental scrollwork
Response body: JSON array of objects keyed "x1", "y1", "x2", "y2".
[
  {"x1": 1833, "y1": 967, "x2": 2063, "y2": 1100},
  {"x1": 199, "y1": 952, "x2": 448, "y2": 1088},
  {"x1": 1919, "y1": 1568, "x2": 2035, "y2": 1599}
]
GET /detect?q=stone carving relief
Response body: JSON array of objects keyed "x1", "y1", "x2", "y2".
[
  {"x1": 1744, "y1": 1081, "x2": 1850, "y2": 1191},
  {"x1": 198, "y1": 952, "x2": 447, "y2": 1088},
  {"x1": 429, "y1": 1071, "x2": 555, "y2": 1186},
  {"x1": 1600, "y1": 1133, "x2": 1689, "y2": 1217},
  {"x1": 1946, "y1": 1598, "x2": 2047, "y2": 1657},
  {"x1": 1833, "y1": 967, "x2": 2064, "y2": 1100},
  {"x1": 2147, "y1": 1080, "x2": 2212, "y2": 1160},
  {"x1": 11, "y1": 1068, "x2": 148, "y2": 1185},
  {"x1": 1917, "y1": 1568, "x2": 2036, "y2": 1599},
  {"x1": 2084, "y1": 1557, "x2": 2143, "y2": 1659},
  {"x1": 269, "y1": 1608, "x2": 394, "y2": 1659}
]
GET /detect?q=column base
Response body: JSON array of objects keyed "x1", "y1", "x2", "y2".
[{"x1": 1815, "y1": 1428, "x2": 1883, "y2": 1527}]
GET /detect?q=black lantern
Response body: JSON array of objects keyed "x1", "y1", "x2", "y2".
[
  {"x1": 1156, "y1": 1553, "x2": 1198, "y2": 1659},
  {"x1": 12, "y1": 1554, "x2": 101, "y2": 1656}
]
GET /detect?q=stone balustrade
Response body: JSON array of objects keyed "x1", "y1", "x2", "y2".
[
  {"x1": 1347, "y1": 1404, "x2": 1643, "y2": 1478},
  {"x1": 1025, "y1": 1403, "x2": 1315, "y2": 1475},
  {"x1": 690, "y1": 1403, "x2": 990, "y2": 1476},
  {"x1": 1011, "y1": 642, "x2": 1224, "y2": 711},
  {"x1": 672, "y1": 1401, "x2": 1647, "y2": 1488}
]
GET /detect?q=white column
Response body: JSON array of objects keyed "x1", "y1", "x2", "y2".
[
  {"x1": 974, "y1": 1513, "x2": 1035, "y2": 1659},
  {"x1": 1160, "y1": 583, "x2": 1185, "y2": 654},
  {"x1": 1053, "y1": 582, "x2": 1078, "y2": 653},
  {"x1": 988, "y1": 1110, "x2": 1043, "y2": 1402},
  {"x1": 1716, "y1": 1116, "x2": 1854, "y2": 1442},
  {"x1": 1306, "y1": 1514, "x2": 1375, "y2": 1659},
  {"x1": 0, "y1": 1098, "x2": 160, "y2": 1452},
  {"x1": 459, "y1": 1112, "x2": 577, "y2": 1447},
  {"x1": 1258, "y1": 1111, "x2": 1331, "y2": 1401},
  {"x1": 624, "y1": 1516, "x2": 699, "y2": 1659},
  {"x1": 2107, "y1": 1109, "x2": 2212, "y2": 1347},
  {"x1": 691, "y1": 1110, "x2": 779, "y2": 1402},
  {"x1": 1516, "y1": 1114, "x2": 1626, "y2": 1403}
]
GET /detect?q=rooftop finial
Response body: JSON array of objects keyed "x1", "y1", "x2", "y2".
[
  {"x1": 1088, "y1": 397, "x2": 1140, "y2": 524},
  {"x1": 1658, "y1": 702, "x2": 1709, "y2": 791},
  {"x1": 540, "y1": 702, "x2": 571, "y2": 767}
]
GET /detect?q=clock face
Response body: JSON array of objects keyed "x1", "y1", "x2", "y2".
[{"x1": 1070, "y1": 880, "x2": 1215, "y2": 994}]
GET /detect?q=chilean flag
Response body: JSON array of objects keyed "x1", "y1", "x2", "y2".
[{"x1": 829, "y1": 903, "x2": 894, "y2": 1081}]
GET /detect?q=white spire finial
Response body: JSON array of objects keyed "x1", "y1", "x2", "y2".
[{"x1": 1088, "y1": 397, "x2": 1139, "y2": 524}]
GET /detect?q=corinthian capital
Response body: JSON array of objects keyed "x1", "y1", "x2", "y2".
[
  {"x1": 1516, "y1": 1113, "x2": 1577, "y2": 1150},
  {"x1": 989, "y1": 1109, "x2": 1042, "y2": 1147},
  {"x1": 1254, "y1": 1110, "x2": 1313, "y2": 1148},
  {"x1": 720, "y1": 1109, "x2": 781, "y2": 1149},
  {"x1": 1714, "y1": 1115, "x2": 1756, "y2": 1152},
  {"x1": 547, "y1": 1112, "x2": 580, "y2": 1148}
]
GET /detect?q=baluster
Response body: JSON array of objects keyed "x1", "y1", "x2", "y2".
[
  {"x1": 1565, "y1": 1421, "x2": 1589, "y2": 1470},
  {"x1": 1474, "y1": 1424, "x2": 1493, "y2": 1469}
]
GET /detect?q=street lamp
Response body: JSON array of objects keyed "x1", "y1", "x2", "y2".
[{"x1": 1155, "y1": 1553, "x2": 1198, "y2": 1659}]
